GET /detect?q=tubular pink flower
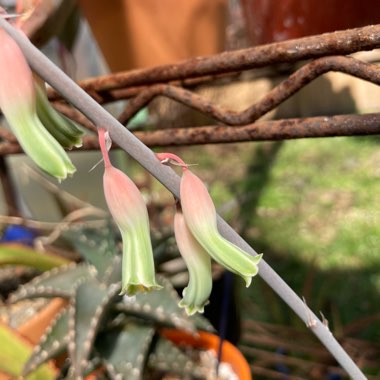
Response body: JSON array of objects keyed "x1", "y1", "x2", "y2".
[
  {"x1": 0, "y1": 27, "x2": 75, "y2": 179},
  {"x1": 180, "y1": 168, "x2": 262, "y2": 286},
  {"x1": 99, "y1": 128, "x2": 161, "y2": 295},
  {"x1": 174, "y1": 206, "x2": 212, "y2": 315}
]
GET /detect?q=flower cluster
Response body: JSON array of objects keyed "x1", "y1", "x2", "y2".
[
  {"x1": 98, "y1": 131, "x2": 262, "y2": 314},
  {"x1": 0, "y1": 25, "x2": 82, "y2": 180},
  {"x1": 157, "y1": 153, "x2": 262, "y2": 315}
]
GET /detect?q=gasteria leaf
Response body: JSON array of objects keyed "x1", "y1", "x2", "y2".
[
  {"x1": 0, "y1": 28, "x2": 75, "y2": 180},
  {"x1": 98, "y1": 128, "x2": 161, "y2": 295}
]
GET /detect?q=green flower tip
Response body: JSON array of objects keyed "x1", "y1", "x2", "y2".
[
  {"x1": 242, "y1": 253, "x2": 263, "y2": 287},
  {"x1": 178, "y1": 298, "x2": 210, "y2": 316},
  {"x1": 120, "y1": 282, "x2": 162, "y2": 297}
]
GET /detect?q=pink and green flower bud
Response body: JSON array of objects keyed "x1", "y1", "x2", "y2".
[
  {"x1": 174, "y1": 206, "x2": 212, "y2": 315},
  {"x1": 34, "y1": 78, "x2": 83, "y2": 149},
  {"x1": 99, "y1": 128, "x2": 161, "y2": 296},
  {"x1": 0, "y1": 28, "x2": 75, "y2": 180},
  {"x1": 180, "y1": 168, "x2": 262, "y2": 287}
]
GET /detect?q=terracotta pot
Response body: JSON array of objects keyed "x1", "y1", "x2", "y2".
[
  {"x1": 241, "y1": 0, "x2": 380, "y2": 45},
  {"x1": 160, "y1": 328, "x2": 252, "y2": 380},
  {"x1": 79, "y1": 0, "x2": 227, "y2": 72},
  {"x1": 17, "y1": 298, "x2": 68, "y2": 344},
  {"x1": 0, "y1": 321, "x2": 57, "y2": 380}
]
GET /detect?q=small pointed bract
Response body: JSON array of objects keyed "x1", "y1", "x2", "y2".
[
  {"x1": 98, "y1": 128, "x2": 161, "y2": 295},
  {"x1": 0, "y1": 27, "x2": 75, "y2": 180},
  {"x1": 174, "y1": 206, "x2": 212, "y2": 315}
]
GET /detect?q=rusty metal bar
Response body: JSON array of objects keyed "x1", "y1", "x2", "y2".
[
  {"x1": 133, "y1": 113, "x2": 380, "y2": 146},
  {"x1": 72, "y1": 24, "x2": 380, "y2": 94},
  {"x1": 1, "y1": 113, "x2": 378, "y2": 154},
  {"x1": 118, "y1": 56, "x2": 380, "y2": 125},
  {"x1": 51, "y1": 55, "x2": 380, "y2": 129}
]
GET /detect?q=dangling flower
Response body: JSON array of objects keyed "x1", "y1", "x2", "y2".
[
  {"x1": 157, "y1": 152, "x2": 262, "y2": 288},
  {"x1": 174, "y1": 204, "x2": 212, "y2": 315},
  {"x1": 180, "y1": 168, "x2": 262, "y2": 286},
  {"x1": 99, "y1": 128, "x2": 161, "y2": 295},
  {"x1": 0, "y1": 26, "x2": 76, "y2": 180}
]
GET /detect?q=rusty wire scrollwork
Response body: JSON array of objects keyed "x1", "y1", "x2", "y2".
[{"x1": 1, "y1": 24, "x2": 380, "y2": 153}]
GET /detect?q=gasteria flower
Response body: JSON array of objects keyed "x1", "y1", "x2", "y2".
[
  {"x1": 98, "y1": 128, "x2": 161, "y2": 295},
  {"x1": 0, "y1": 27, "x2": 75, "y2": 180},
  {"x1": 180, "y1": 168, "x2": 262, "y2": 287},
  {"x1": 157, "y1": 152, "x2": 262, "y2": 288},
  {"x1": 174, "y1": 205, "x2": 212, "y2": 315}
]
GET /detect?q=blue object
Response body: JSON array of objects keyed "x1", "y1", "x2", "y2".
[{"x1": 0, "y1": 225, "x2": 37, "y2": 246}]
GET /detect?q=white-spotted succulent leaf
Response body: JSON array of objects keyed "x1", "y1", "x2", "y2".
[
  {"x1": 9, "y1": 263, "x2": 94, "y2": 303},
  {"x1": 64, "y1": 224, "x2": 119, "y2": 281},
  {"x1": 96, "y1": 323, "x2": 155, "y2": 380},
  {"x1": 68, "y1": 278, "x2": 121, "y2": 378},
  {"x1": 23, "y1": 309, "x2": 69, "y2": 377},
  {"x1": 149, "y1": 337, "x2": 207, "y2": 379},
  {"x1": 116, "y1": 276, "x2": 196, "y2": 333}
]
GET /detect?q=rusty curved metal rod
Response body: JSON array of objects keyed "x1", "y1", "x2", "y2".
[
  {"x1": 74, "y1": 24, "x2": 380, "y2": 93},
  {"x1": 118, "y1": 56, "x2": 380, "y2": 125},
  {"x1": 1, "y1": 113, "x2": 379, "y2": 154}
]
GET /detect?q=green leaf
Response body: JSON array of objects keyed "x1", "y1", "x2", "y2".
[
  {"x1": 97, "y1": 323, "x2": 154, "y2": 380},
  {"x1": 9, "y1": 262, "x2": 95, "y2": 303},
  {"x1": 149, "y1": 337, "x2": 205, "y2": 379},
  {"x1": 64, "y1": 224, "x2": 118, "y2": 280},
  {"x1": 23, "y1": 308, "x2": 69, "y2": 376},
  {"x1": 0, "y1": 322, "x2": 56, "y2": 380},
  {"x1": 68, "y1": 279, "x2": 120, "y2": 378},
  {"x1": 116, "y1": 276, "x2": 196, "y2": 332},
  {"x1": 0, "y1": 243, "x2": 69, "y2": 270}
]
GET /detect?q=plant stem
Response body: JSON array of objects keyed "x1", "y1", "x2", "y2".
[{"x1": 0, "y1": 18, "x2": 367, "y2": 380}]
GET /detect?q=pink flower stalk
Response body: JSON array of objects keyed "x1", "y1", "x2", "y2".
[
  {"x1": 99, "y1": 128, "x2": 161, "y2": 295},
  {"x1": 0, "y1": 27, "x2": 75, "y2": 179},
  {"x1": 158, "y1": 152, "x2": 262, "y2": 288},
  {"x1": 174, "y1": 206, "x2": 212, "y2": 315}
]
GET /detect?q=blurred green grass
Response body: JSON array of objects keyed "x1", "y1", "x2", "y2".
[{"x1": 177, "y1": 136, "x2": 379, "y2": 340}]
